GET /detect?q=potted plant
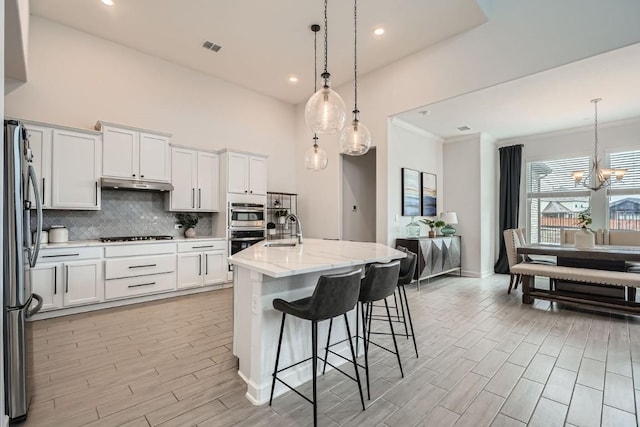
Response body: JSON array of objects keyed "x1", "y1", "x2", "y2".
[
  {"x1": 420, "y1": 219, "x2": 445, "y2": 238},
  {"x1": 176, "y1": 213, "x2": 201, "y2": 238},
  {"x1": 274, "y1": 209, "x2": 288, "y2": 224},
  {"x1": 574, "y1": 208, "x2": 595, "y2": 248}
]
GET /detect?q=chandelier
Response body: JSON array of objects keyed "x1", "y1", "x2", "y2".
[
  {"x1": 304, "y1": 25, "x2": 328, "y2": 171},
  {"x1": 572, "y1": 98, "x2": 626, "y2": 191}
]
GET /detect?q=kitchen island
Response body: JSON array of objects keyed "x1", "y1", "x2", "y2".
[{"x1": 228, "y1": 238, "x2": 405, "y2": 404}]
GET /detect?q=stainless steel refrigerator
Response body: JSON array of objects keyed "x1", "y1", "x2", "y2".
[{"x1": 3, "y1": 120, "x2": 43, "y2": 423}]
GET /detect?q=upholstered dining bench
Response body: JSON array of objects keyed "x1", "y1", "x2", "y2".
[{"x1": 512, "y1": 263, "x2": 640, "y2": 314}]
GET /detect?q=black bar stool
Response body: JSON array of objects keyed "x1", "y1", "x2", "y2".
[
  {"x1": 396, "y1": 246, "x2": 419, "y2": 358},
  {"x1": 268, "y1": 270, "x2": 365, "y2": 427},
  {"x1": 357, "y1": 261, "x2": 402, "y2": 399}
]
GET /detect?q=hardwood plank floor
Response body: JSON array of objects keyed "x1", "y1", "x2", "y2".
[{"x1": 24, "y1": 274, "x2": 640, "y2": 426}]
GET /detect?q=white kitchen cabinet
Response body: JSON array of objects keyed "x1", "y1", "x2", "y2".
[
  {"x1": 30, "y1": 264, "x2": 63, "y2": 311},
  {"x1": 169, "y1": 146, "x2": 219, "y2": 212},
  {"x1": 226, "y1": 151, "x2": 267, "y2": 195},
  {"x1": 98, "y1": 122, "x2": 170, "y2": 183},
  {"x1": 24, "y1": 124, "x2": 52, "y2": 208},
  {"x1": 177, "y1": 240, "x2": 226, "y2": 289},
  {"x1": 62, "y1": 260, "x2": 103, "y2": 307},
  {"x1": 51, "y1": 128, "x2": 101, "y2": 210}
]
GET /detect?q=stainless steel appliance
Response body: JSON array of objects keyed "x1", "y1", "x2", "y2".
[
  {"x1": 100, "y1": 177, "x2": 174, "y2": 192},
  {"x1": 228, "y1": 203, "x2": 265, "y2": 269},
  {"x1": 3, "y1": 120, "x2": 44, "y2": 423},
  {"x1": 229, "y1": 203, "x2": 265, "y2": 228},
  {"x1": 99, "y1": 235, "x2": 174, "y2": 243}
]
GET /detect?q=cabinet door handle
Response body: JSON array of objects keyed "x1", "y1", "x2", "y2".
[
  {"x1": 128, "y1": 282, "x2": 156, "y2": 288},
  {"x1": 141, "y1": 175, "x2": 144, "y2": 178},
  {"x1": 95, "y1": 181, "x2": 99, "y2": 206},
  {"x1": 65, "y1": 265, "x2": 69, "y2": 293},
  {"x1": 192, "y1": 245, "x2": 214, "y2": 249},
  {"x1": 198, "y1": 254, "x2": 202, "y2": 276},
  {"x1": 43, "y1": 253, "x2": 79, "y2": 258},
  {"x1": 192, "y1": 188, "x2": 195, "y2": 208},
  {"x1": 250, "y1": 190, "x2": 253, "y2": 194},
  {"x1": 129, "y1": 264, "x2": 157, "y2": 269},
  {"x1": 53, "y1": 266, "x2": 57, "y2": 294},
  {"x1": 42, "y1": 178, "x2": 46, "y2": 205},
  {"x1": 198, "y1": 188, "x2": 202, "y2": 208},
  {"x1": 132, "y1": 174, "x2": 136, "y2": 177},
  {"x1": 205, "y1": 254, "x2": 208, "y2": 275}
]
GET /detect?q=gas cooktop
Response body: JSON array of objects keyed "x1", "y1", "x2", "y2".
[{"x1": 99, "y1": 235, "x2": 174, "y2": 243}]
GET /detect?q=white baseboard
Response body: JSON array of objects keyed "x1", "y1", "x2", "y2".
[{"x1": 2, "y1": 415, "x2": 9, "y2": 427}]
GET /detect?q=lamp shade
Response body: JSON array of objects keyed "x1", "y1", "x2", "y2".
[{"x1": 441, "y1": 212, "x2": 458, "y2": 225}]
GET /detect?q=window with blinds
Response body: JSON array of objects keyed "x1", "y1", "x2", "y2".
[
  {"x1": 526, "y1": 157, "x2": 591, "y2": 244},
  {"x1": 608, "y1": 149, "x2": 640, "y2": 230}
]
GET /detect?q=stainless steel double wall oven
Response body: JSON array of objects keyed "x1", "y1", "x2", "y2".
[{"x1": 228, "y1": 203, "x2": 265, "y2": 264}]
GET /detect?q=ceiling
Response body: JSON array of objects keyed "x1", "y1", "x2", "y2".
[
  {"x1": 30, "y1": 0, "x2": 487, "y2": 105},
  {"x1": 396, "y1": 42, "x2": 640, "y2": 140}
]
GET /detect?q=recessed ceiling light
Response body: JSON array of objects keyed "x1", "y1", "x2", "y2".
[
  {"x1": 288, "y1": 76, "x2": 299, "y2": 84},
  {"x1": 101, "y1": 0, "x2": 114, "y2": 6},
  {"x1": 373, "y1": 27, "x2": 385, "y2": 36}
]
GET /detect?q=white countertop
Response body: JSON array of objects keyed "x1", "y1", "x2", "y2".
[
  {"x1": 41, "y1": 236, "x2": 225, "y2": 249},
  {"x1": 228, "y1": 238, "x2": 406, "y2": 278}
]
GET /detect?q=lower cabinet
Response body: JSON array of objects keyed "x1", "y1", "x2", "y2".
[
  {"x1": 30, "y1": 248, "x2": 104, "y2": 311},
  {"x1": 177, "y1": 241, "x2": 226, "y2": 289},
  {"x1": 31, "y1": 259, "x2": 103, "y2": 311}
]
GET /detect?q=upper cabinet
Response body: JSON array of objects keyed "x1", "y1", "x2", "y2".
[
  {"x1": 51, "y1": 129, "x2": 102, "y2": 210},
  {"x1": 24, "y1": 122, "x2": 101, "y2": 210},
  {"x1": 226, "y1": 151, "x2": 267, "y2": 195},
  {"x1": 96, "y1": 122, "x2": 171, "y2": 183},
  {"x1": 169, "y1": 146, "x2": 219, "y2": 212}
]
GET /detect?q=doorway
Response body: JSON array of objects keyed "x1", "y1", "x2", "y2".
[{"x1": 341, "y1": 148, "x2": 376, "y2": 242}]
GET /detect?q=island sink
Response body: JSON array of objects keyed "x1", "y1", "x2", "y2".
[{"x1": 263, "y1": 242, "x2": 297, "y2": 248}]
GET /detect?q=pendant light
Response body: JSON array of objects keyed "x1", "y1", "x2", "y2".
[
  {"x1": 304, "y1": 25, "x2": 329, "y2": 171},
  {"x1": 340, "y1": 0, "x2": 371, "y2": 156},
  {"x1": 304, "y1": 0, "x2": 347, "y2": 135}
]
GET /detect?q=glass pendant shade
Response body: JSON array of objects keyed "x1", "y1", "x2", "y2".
[
  {"x1": 304, "y1": 144, "x2": 328, "y2": 171},
  {"x1": 305, "y1": 86, "x2": 347, "y2": 135},
  {"x1": 340, "y1": 118, "x2": 371, "y2": 156}
]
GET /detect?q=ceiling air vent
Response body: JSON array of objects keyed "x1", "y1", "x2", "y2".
[
  {"x1": 457, "y1": 125, "x2": 472, "y2": 132},
  {"x1": 202, "y1": 41, "x2": 222, "y2": 52}
]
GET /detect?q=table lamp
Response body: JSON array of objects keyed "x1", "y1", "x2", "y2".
[{"x1": 440, "y1": 212, "x2": 458, "y2": 236}]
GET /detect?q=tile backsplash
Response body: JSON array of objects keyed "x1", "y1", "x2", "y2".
[{"x1": 32, "y1": 190, "x2": 214, "y2": 241}]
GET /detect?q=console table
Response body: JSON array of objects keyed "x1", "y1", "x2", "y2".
[{"x1": 396, "y1": 236, "x2": 462, "y2": 289}]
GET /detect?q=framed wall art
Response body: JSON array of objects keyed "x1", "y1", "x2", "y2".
[
  {"x1": 401, "y1": 168, "x2": 421, "y2": 217},
  {"x1": 421, "y1": 172, "x2": 437, "y2": 216}
]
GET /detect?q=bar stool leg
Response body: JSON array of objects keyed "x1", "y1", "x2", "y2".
[
  {"x1": 392, "y1": 292, "x2": 400, "y2": 321},
  {"x1": 397, "y1": 288, "x2": 409, "y2": 338},
  {"x1": 401, "y1": 284, "x2": 419, "y2": 358},
  {"x1": 343, "y1": 313, "x2": 366, "y2": 411},
  {"x1": 362, "y1": 302, "x2": 372, "y2": 400},
  {"x1": 269, "y1": 313, "x2": 287, "y2": 406},
  {"x1": 384, "y1": 299, "x2": 404, "y2": 378},
  {"x1": 311, "y1": 320, "x2": 318, "y2": 426},
  {"x1": 322, "y1": 318, "x2": 333, "y2": 375}
]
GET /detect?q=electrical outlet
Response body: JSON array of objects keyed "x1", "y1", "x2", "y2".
[{"x1": 174, "y1": 224, "x2": 182, "y2": 229}]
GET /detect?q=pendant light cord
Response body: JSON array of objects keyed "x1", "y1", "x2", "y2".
[
  {"x1": 313, "y1": 24, "x2": 320, "y2": 147},
  {"x1": 353, "y1": 0, "x2": 358, "y2": 114},
  {"x1": 322, "y1": 0, "x2": 330, "y2": 81}
]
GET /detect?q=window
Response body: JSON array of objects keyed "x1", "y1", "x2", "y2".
[
  {"x1": 526, "y1": 156, "x2": 591, "y2": 244},
  {"x1": 608, "y1": 149, "x2": 640, "y2": 230}
]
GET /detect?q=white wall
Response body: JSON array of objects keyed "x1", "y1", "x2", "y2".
[
  {"x1": 4, "y1": 16, "x2": 297, "y2": 194},
  {"x1": 295, "y1": 0, "x2": 640, "y2": 248},
  {"x1": 342, "y1": 150, "x2": 376, "y2": 242},
  {"x1": 387, "y1": 119, "x2": 443, "y2": 245},
  {"x1": 443, "y1": 134, "x2": 481, "y2": 276},
  {"x1": 480, "y1": 133, "x2": 497, "y2": 276},
  {"x1": 499, "y1": 117, "x2": 640, "y2": 232}
]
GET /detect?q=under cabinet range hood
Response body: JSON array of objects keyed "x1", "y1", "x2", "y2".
[{"x1": 100, "y1": 178, "x2": 174, "y2": 192}]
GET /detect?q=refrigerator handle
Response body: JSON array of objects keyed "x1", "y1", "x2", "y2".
[
  {"x1": 28, "y1": 164, "x2": 43, "y2": 267},
  {"x1": 26, "y1": 293, "x2": 43, "y2": 318}
]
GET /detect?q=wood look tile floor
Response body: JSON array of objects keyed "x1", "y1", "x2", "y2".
[{"x1": 25, "y1": 275, "x2": 640, "y2": 426}]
